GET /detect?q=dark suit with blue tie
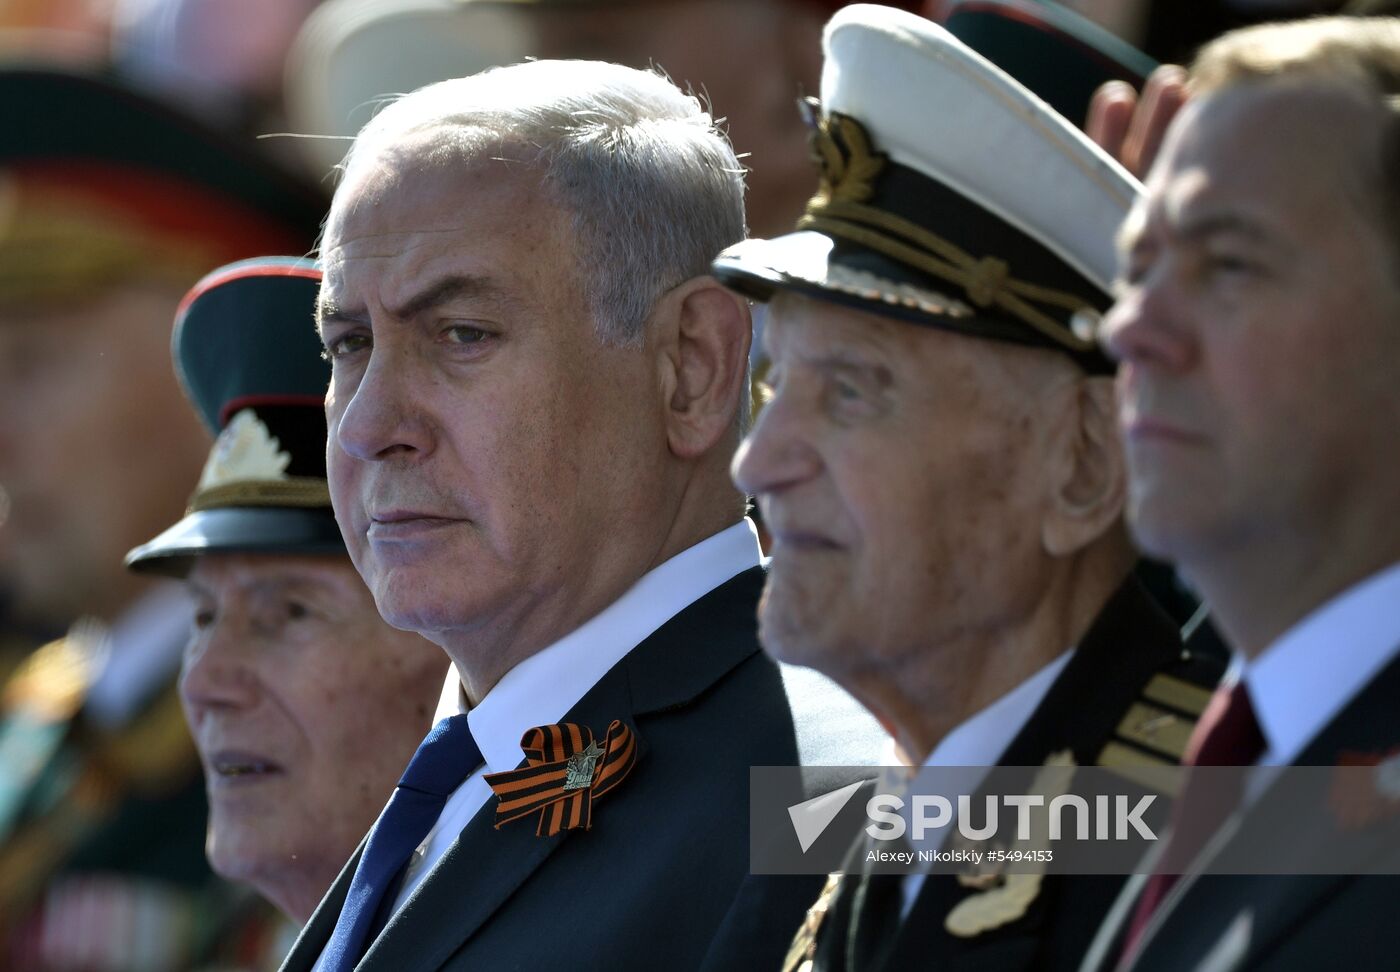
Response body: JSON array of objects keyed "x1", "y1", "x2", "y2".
[{"x1": 280, "y1": 565, "x2": 860, "y2": 971}]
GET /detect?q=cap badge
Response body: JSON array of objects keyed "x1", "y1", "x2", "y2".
[
  {"x1": 805, "y1": 100, "x2": 887, "y2": 207},
  {"x1": 197, "y1": 409, "x2": 291, "y2": 492},
  {"x1": 798, "y1": 108, "x2": 1097, "y2": 354}
]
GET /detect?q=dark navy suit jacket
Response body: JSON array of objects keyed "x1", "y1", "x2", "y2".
[{"x1": 279, "y1": 566, "x2": 873, "y2": 972}]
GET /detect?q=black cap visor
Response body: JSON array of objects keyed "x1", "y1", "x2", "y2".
[
  {"x1": 125, "y1": 506, "x2": 346, "y2": 578},
  {"x1": 714, "y1": 230, "x2": 1114, "y2": 376}
]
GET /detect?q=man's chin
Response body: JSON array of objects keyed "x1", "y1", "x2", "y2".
[
  {"x1": 370, "y1": 583, "x2": 481, "y2": 641},
  {"x1": 1126, "y1": 492, "x2": 1209, "y2": 565},
  {"x1": 758, "y1": 600, "x2": 841, "y2": 672},
  {"x1": 207, "y1": 829, "x2": 273, "y2": 887}
]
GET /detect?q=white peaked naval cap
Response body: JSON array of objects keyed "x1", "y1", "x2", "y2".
[{"x1": 712, "y1": 4, "x2": 1141, "y2": 371}]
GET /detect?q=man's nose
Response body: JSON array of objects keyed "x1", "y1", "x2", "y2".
[
  {"x1": 331, "y1": 342, "x2": 432, "y2": 463},
  {"x1": 1100, "y1": 274, "x2": 1197, "y2": 372},
  {"x1": 731, "y1": 386, "x2": 823, "y2": 500},
  {"x1": 179, "y1": 619, "x2": 261, "y2": 724}
]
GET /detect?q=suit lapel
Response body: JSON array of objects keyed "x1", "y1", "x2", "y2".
[
  {"x1": 278, "y1": 840, "x2": 363, "y2": 972},
  {"x1": 1114, "y1": 645, "x2": 1400, "y2": 970},
  {"x1": 1293, "y1": 646, "x2": 1400, "y2": 763},
  {"x1": 885, "y1": 577, "x2": 1216, "y2": 971},
  {"x1": 356, "y1": 566, "x2": 766, "y2": 970}
]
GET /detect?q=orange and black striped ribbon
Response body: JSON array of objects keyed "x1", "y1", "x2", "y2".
[{"x1": 484, "y1": 721, "x2": 638, "y2": 837}]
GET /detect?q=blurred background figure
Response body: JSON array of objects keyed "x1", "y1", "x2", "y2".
[
  {"x1": 126, "y1": 258, "x2": 447, "y2": 930},
  {"x1": 0, "y1": 0, "x2": 114, "y2": 66},
  {"x1": 0, "y1": 68, "x2": 326, "y2": 971},
  {"x1": 286, "y1": 0, "x2": 924, "y2": 239},
  {"x1": 108, "y1": 0, "x2": 324, "y2": 159}
]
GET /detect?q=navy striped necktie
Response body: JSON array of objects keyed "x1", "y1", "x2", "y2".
[{"x1": 322, "y1": 714, "x2": 482, "y2": 971}]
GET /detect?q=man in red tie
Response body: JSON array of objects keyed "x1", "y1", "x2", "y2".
[{"x1": 1090, "y1": 15, "x2": 1400, "y2": 970}]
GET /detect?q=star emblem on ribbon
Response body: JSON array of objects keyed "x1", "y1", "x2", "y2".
[{"x1": 485, "y1": 720, "x2": 639, "y2": 837}]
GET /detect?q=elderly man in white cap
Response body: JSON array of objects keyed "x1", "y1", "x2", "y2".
[{"x1": 715, "y1": 7, "x2": 1223, "y2": 970}]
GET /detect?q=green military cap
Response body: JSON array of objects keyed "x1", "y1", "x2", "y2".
[
  {"x1": 125, "y1": 257, "x2": 343, "y2": 577},
  {"x1": 0, "y1": 66, "x2": 326, "y2": 304},
  {"x1": 712, "y1": 4, "x2": 1141, "y2": 373},
  {"x1": 941, "y1": 0, "x2": 1158, "y2": 126}
]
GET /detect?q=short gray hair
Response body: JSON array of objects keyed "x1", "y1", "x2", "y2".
[{"x1": 336, "y1": 59, "x2": 748, "y2": 346}]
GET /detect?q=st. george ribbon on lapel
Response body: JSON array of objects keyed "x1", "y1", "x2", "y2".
[{"x1": 485, "y1": 721, "x2": 639, "y2": 836}]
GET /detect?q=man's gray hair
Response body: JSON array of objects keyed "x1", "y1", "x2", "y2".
[{"x1": 337, "y1": 59, "x2": 748, "y2": 346}]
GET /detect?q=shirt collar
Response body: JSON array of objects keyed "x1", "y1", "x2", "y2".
[
  {"x1": 1245, "y1": 559, "x2": 1400, "y2": 766},
  {"x1": 921, "y1": 648, "x2": 1074, "y2": 768},
  {"x1": 432, "y1": 520, "x2": 762, "y2": 773}
]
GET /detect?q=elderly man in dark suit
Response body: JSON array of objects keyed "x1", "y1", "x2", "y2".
[
  {"x1": 1083, "y1": 15, "x2": 1400, "y2": 971},
  {"x1": 713, "y1": 6, "x2": 1223, "y2": 971},
  {"x1": 125, "y1": 258, "x2": 447, "y2": 944},
  {"x1": 277, "y1": 56, "x2": 877, "y2": 972}
]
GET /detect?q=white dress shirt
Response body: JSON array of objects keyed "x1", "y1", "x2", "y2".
[
  {"x1": 1245, "y1": 559, "x2": 1400, "y2": 768},
  {"x1": 899, "y1": 650, "x2": 1073, "y2": 917},
  {"x1": 311, "y1": 520, "x2": 761, "y2": 972}
]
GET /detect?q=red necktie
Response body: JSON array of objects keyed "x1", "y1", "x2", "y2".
[{"x1": 1117, "y1": 680, "x2": 1266, "y2": 967}]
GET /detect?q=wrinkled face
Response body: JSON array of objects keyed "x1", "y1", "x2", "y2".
[
  {"x1": 319, "y1": 145, "x2": 668, "y2": 648},
  {"x1": 179, "y1": 554, "x2": 445, "y2": 915},
  {"x1": 0, "y1": 285, "x2": 206, "y2": 626},
  {"x1": 731, "y1": 293, "x2": 1063, "y2": 689},
  {"x1": 1102, "y1": 83, "x2": 1400, "y2": 570}
]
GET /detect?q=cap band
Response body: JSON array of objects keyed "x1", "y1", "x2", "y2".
[
  {"x1": 187, "y1": 478, "x2": 332, "y2": 514},
  {"x1": 798, "y1": 108, "x2": 1100, "y2": 355}
]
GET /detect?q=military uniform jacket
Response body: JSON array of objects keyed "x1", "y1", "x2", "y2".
[
  {"x1": 1083, "y1": 648, "x2": 1400, "y2": 972},
  {"x1": 795, "y1": 576, "x2": 1225, "y2": 972},
  {"x1": 280, "y1": 566, "x2": 824, "y2": 972}
]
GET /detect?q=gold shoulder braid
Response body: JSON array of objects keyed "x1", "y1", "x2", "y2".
[
  {"x1": 798, "y1": 107, "x2": 1098, "y2": 354},
  {"x1": 1, "y1": 637, "x2": 95, "y2": 723},
  {"x1": 782, "y1": 873, "x2": 844, "y2": 972},
  {"x1": 943, "y1": 751, "x2": 1076, "y2": 939},
  {"x1": 1098, "y1": 671, "x2": 1215, "y2": 800}
]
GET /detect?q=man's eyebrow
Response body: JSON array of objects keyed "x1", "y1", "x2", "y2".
[
  {"x1": 1175, "y1": 210, "x2": 1274, "y2": 246},
  {"x1": 1114, "y1": 207, "x2": 1278, "y2": 266},
  {"x1": 248, "y1": 576, "x2": 331, "y2": 601},
  {"x1": 316, "y1": 274, "x2": 513, "y2": 333},
  {"x1": 390, "y1": 274, "x2": 512, "y2": 320},
  {"x1": 316, "y1": 299, "x2": 368, "y2": 333}
]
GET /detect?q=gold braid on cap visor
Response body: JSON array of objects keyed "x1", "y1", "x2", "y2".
[{"x1": 796, "y1": 112, "x2": 1098, "y2": 353}]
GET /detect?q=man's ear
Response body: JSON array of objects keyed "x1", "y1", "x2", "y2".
[
  {"x1": 1041, "y1": 375, "x2": 1127, "y2": 556},
  {"x1": 653, "y1": 275, "x2": 751, "y2": 460}
]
